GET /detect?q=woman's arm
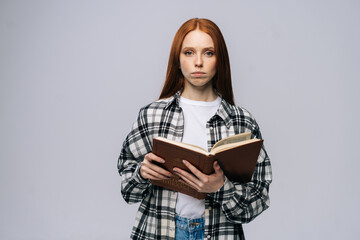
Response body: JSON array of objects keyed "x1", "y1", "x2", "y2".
[
  {"x1": 118, "y1": 106, "x2": 174, "y2": 204},
  {"x1": 117, "y1": 108, "x2": 153, "y2": 204},
  {"x1": 208, "y1": 145, "x2": 271, "y2": 223},
  {"x1": 208, "y1": 117, "x2": 272, "y2": 223},
  {"x1": 118, "y1": 145, "x2": 151, "y2": 204}
]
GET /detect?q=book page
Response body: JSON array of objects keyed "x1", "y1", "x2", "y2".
[
  {"x1": 211, "y1": 132, "x2": 251, "y2": 151},
  {"x1": 155, "y1": 137, "x2": 210, "y2": 155},
  {"x1": 210, "y1": 138, "x2": 260, "y2": 155}
]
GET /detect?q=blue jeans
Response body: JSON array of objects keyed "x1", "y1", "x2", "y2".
[{"x1": 175, "y1": 215, "x2": 205, "y2": 240}]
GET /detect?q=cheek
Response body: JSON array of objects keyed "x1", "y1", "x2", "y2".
[
  {"x1": 209, "y1": 60, "x2": 217, "y2": 73},
  {"x1": 179, "y1": 60, "x2": 190, "y2": 72}
]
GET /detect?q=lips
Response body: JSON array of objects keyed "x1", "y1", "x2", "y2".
[{"x1": 191, "y1": 71, "x2": 206, "y2": 77}]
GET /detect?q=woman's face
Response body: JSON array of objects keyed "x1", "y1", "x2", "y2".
[{"x1": 179, "y1": 29, "x2": 217, "y2": 91}]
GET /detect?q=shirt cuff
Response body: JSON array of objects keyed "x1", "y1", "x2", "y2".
[
  {"x1": 131, "y1": 162, "x2": 151, "y2": 185},
  {"x1": 208, "y1": 177, "x2": 242, "y2": 204}
]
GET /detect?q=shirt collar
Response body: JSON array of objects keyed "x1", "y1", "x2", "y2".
[
  {"x1": 216, "y1": 98, "x2": 235, "y2": 128},
  {"x1": 164, "y1": 90, "x2": 182, "y2": 110},
  {"x1": 164, "y1": 89, "x2": 235, "y2": 128}
]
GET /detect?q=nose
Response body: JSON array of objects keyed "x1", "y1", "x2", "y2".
[{"x1": 195, "y1": 54, "x2": 203, "y2": 69}]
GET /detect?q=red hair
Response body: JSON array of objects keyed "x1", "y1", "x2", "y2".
[{"x1": 159, "y1": 18, "x2": 234, "y2": 105}]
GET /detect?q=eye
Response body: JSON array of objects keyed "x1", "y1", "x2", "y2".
[
  {"x1": 184, "y1": 50, "x2": 193, "y2": 56},
  {"x1": 205, "y1": 51, "x2": 215, "y2": 57}
]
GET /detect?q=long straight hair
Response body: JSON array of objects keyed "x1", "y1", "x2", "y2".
[{"x1": 159, "y1": 18, "x2": 234, "y2": 105}]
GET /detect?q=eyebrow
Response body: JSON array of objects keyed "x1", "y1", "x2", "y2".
[{"x1": 182, "y1": 46, "x2": 215, "y2": 51}]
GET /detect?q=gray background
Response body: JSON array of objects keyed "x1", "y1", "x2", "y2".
[{"x1": 1, "y1": 0, "x2": 359, "y2": 239}]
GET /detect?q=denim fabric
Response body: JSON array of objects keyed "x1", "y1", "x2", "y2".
[{"x1": 175, "y1": 215, "x2": 204, "y2": 240}]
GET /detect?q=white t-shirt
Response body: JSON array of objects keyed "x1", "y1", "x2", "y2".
[{"x1": 175, "y1": 96, "x2": 221, "y2": 219}]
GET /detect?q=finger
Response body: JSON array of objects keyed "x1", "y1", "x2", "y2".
[
  {"x1": 182, "y1": 160, "x2": 207, "y2": 182},
  {"x1": 140, "y1": 159, "x2": 172, "y2": 178},
  {"x1": 173, "y1": 166, "x2": 199, "y2": 182},
  {"x1": 173, "y1": 168, "x2": 200, "y2": 190},
  {"x1": 178, "y1": 179, "x2": 200, "y2": 191},
  {"x1": 144, "y1": 162, "x2": 173, "y2": 178},
  {"x1": 213, "y1": 161, "x2": 224, "y2": 175},
  {"x1": 145, "y1": 153, "x2": 165, "y2": 164},
  {"x1": 213, "y1": 161, "x2": 225, "y2": 185},
  {"x1": 143, "y1": 171, "x2": 168, "y2": 181},
  {"x1": 141, "y1": 163, "x2": 171, "y2": 179},
  {"x1": 143, "y1": 154, "x2": 173, "y2": 177}
]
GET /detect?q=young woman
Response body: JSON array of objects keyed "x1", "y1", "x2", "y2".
[{"x1": 118, "y1": 18, "x2": 272, "y2": 240}]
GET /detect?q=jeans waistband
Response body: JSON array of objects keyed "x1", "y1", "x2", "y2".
[{"x1": 175, "y1": 215, "x2": 204, "y2": 231}]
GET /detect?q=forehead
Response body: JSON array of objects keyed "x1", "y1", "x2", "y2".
[{"x1": 181, "y1": 29, "x2": 214, "y2": 48}]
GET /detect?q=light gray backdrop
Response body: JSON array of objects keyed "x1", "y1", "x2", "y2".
[{"x1": 1, "y1": 0, "x2": 359, "y2": 239}]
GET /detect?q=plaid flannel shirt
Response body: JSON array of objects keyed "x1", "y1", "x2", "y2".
[{"x1": 118, "y1": 90, "x2": 272, "y2": 240}]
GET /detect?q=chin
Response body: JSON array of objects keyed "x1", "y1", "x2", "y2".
[{"x1": 191, "y1": 78, "x2": 212, "y2": 85}]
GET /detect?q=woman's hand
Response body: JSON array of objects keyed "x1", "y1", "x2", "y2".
[
  {"x1": 140, "y1": 153, "x2": 173, "y2": 180},
  {"x1": 173, "y1": 160, "x2": 225, "y2": 193}
]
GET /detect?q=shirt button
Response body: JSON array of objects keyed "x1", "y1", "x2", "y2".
[{"x1": 207, "y1": 235, "x2": 211, "y2": 239}]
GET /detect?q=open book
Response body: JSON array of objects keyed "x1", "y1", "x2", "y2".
[{"x1": 151, "y1": 132, "x2": 263, "y2": 199}]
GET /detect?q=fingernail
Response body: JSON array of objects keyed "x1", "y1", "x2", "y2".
[{"x1": 182, "y1": 160, "x2": 186, "y2": 164}]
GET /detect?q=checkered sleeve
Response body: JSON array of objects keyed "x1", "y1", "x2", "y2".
[
  {"x1": 117, "y1": 107, "x2": 153, "y2": 204},
  {"x1": 208, "y1": 115, "x2": 272, "y2": 224}
]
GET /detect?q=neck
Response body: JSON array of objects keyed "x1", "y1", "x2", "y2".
[{"x1": 181, "y1": 84, "x2": 217, "y2": 102}]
